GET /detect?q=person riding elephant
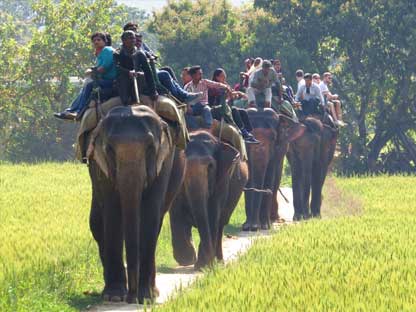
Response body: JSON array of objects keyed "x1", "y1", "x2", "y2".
[
  {"x1": 54, "y1": 32, "x2": 116, "y2": 120},
  {"x1": 87, "y1": 104, "x2": 186, "y2": 304},
  {"x1": 243, "y1": 108, "x2": 305, "y2": 231},
  {"x1": 113, "y1": 30, "x2": 157, "y2": 106},
  {"x1": 208, "y1": 68, "x2": 259, "y2": 144},
  {"x1": 246, "y1": 60, "x2": 281, "y2": 109},
  {"x1": 169, "y1": 130, "x2": 248, "y2": 269}
]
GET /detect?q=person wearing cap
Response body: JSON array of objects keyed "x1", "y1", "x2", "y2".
[
  {"x1": 113, "y1": 30, "x2": 157, "y2": 105},
  {"x1": 246, "y1": 60, "x2": 281, "y2": 108},
  {"x1": 295, "y1": 69, "x2": 305, "y2": 91},
  {"x1": 54, "y1": 32, "x2": 116, "y2": 120},
  {"x1": 295, "y1": 73, "x2": 325, "y2": 116}
]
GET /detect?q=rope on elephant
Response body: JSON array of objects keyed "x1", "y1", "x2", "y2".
[
  {"x1": 243, "y1": 187, "x2": 273, "y2": 194},
  {"x1": 278, "y1": 188, "x2": 290, "y2": 203}
]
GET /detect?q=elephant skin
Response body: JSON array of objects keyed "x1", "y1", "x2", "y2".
[
  {"x1": 243, "y1": 108, "x2": 304, "y2": 231},
  {"x1": 88, "y1": 105, "x2": 185, "y2": 304},
  {"x1": 169, "y1": 130, "x2": 248, "y2": 269},
  {"x1": 286, "y1": 116, "x2": 338, "y2": 220}
]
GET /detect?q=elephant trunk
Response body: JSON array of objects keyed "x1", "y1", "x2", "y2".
[
  {"x1": 113, "y1": 142, "x2": 148, "y2": 302},
  {"x1": 184, "y1": 158, "x2": 216, "y2": 269}
]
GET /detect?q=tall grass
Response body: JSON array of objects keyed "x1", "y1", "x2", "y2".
[{"x1": 158, "y1": 176, "x2": 416, "y2": 311}]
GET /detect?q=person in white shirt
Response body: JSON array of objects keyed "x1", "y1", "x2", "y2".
[
  {"x1": 320, "y1": 72, "x2": 346, "y2": 127},
  {"x1": 296, "y1": 69, "x2": 305, "y2": 92},
  {"x1": 295, "y1": 73, "x2": 324, "y2": 116},
  {"x1": 246, "y1": 60, "x2": 280, "y2": 108}
]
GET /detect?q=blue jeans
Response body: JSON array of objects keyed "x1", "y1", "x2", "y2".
[
  {"x1": 67, "y1": 79, "x2": 113, "y2": 113},
  {"x1": 301, "y1": 98, "x2": 321, "y2": 116},
  {"x1": 185, "y1": 102, "x2": 213, "y2": 129},
  {"x1": 157, "y1": 70, "x2": 189, "y2": 101}
]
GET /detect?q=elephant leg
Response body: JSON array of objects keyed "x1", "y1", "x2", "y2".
[
  {"x1": 302, "y1": 156, "x2": 313, "y2": 220},
  {"x1": 271, "y1": 144, "x2": 288, "y2": 222},
  {"x1": 243, "y1": 183, "x2": 254, "y2": 231},
  {"x1": 260, "y1": 159, "x2": 278, "y2": 230},
  {"x1": 170, "y1": 194, "x2": 196, "y2": 266},
  {"x1": 164, "y1": 150, "x2": 186, "y2": 214},
  {"x1": 310, "y1": 159, "x2": 323, "y2": 218},
  {"x1": 138, "y1": 156, "x2": 174, "y2": 303},
  {"x1": 288, "y1": 151, "x2": 303, "y2": 221},
  {"x1": 194, "y1": 208, "x2": 215, "y2": 270},
  {"x1": 102, "y1": 195, "x2": 126, "y2": 302},
  {"x1": 138, "y1": 202, "x2": 161, "y2": 304},
  {"x1": 89, "y1": 163, "x2": 126, "y2": 302},
  {"x1": 216, "y1": 223, "x2": 225, "y2": 261}
]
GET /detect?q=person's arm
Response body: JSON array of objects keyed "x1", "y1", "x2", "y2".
[
  {"x1": 317, "y1": 85, "x2": 325, "y2": 105},
  {"x1": 113, "y1": 51, "x2": 130, "y2": 75},
  {"x1": 205, "y1": 79, "x2": 232, "y2": 92},
  {"x1": 96, "y1": 47, "x2": 113, "y2": 74},
  {"x1": 295, "y1": 84, "x2": 304, "y2": 102},
  {"x1": 134, "y1": 51, "x2": 157, "y2": 96}
]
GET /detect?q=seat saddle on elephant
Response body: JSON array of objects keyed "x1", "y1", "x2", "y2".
[
  {"x1": 75, "y1": 91, "x2": 189, "y2": 162},
  {"x1": 186, "y1": 116, "x2": 248, "y2": 161}
]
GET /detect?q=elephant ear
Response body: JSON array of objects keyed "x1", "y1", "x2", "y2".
[
  {"x1": 286, "y1": 123, "x2": 306, "y2": 142},
  {"x1": 276, "y1": 114, "x2": 306, "y2": 143},
  {"x1": 216, "y1": 142, "x2": 240, "y2": 185}
]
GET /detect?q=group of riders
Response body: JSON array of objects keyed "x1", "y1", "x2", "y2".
[{"x1": 54, "y1": 22, "x2": 346, "y2": 150}]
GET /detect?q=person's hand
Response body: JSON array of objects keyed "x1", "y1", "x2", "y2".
[
  {"x1": 129, "y1": 70, "x2": 137, "y2": 78},
  {"x1": 85, "y1": 68, "x2": 93, "y2": 75},
  {"x1": 277, "y1": 97, "x2": 283, "y2": 104},
  {"x1": 293, "y1": 102, "x2": 302, "y2": 109},
  {"x1": 333, "y1": 94, "x2": 339, "y2": 99},
  {"x1": 186, "y1": 105, "x2": 193, "y2": 114}
]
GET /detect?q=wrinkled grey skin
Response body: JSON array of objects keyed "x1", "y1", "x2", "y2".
[
  {"x1": 88, "y1": 105, "x2": 185, "y2": 304},
  {"x1": 287, "y1": 117, "x2": 337, "y2": 220},
  {"x1": 169, "y1": 131, "x2": 248, "y2": 269}
]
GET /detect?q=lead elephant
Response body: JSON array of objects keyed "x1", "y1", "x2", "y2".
[
  {"x1": 243, "y1": 108, "x2": 304, "y2": 231},
  {"x1": 88, "y1": 105, "x2": 185, "y2": 304},
  {"x1": 287, "y1": 116, "x2": 338, "y2": 220},
  {"x1": 170, "y1": 130, "x2": 248, "y2": 269}
]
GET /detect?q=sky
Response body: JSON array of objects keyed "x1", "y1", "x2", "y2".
[{"x1": 118, "y1": 0, "x2": 249, "y2": 12}]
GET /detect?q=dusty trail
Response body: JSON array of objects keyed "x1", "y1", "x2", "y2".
[{"x1": 87, "y1": 188, "x2": 293, "y2": 312}]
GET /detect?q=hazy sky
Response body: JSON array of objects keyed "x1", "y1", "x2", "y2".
[{"x1": 118, "y1": 0, "x2": 249, "y2": 12}]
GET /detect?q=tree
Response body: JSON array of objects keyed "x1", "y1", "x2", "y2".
[{"x1": 0, "y1": 0, "x2": 147, "y2": 162}]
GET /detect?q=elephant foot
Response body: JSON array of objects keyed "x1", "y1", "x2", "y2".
[
  {"x1": 102, "y1": 285, "x2": 127, "y2": 303},
  {"x1": 260, "y1": 223, "x2": 270, "y2": 230},
  {"x1": 303, "y1": 213, "x2": 312, "y2": 220},
  {"x1": 242, "y1": 222, "x2": 251, "y2": 231},
  {"x1": 137, "y1": 285, "x2": 159, "y2": 304},
  {"x1": 293, "y1": 213, "x2": 302, "y2": 221},
  {"x1": 250, "y1": 224, "x2": 259, "y2": 232},
  {"x1": 175, "y1": 250, "x2": 197, "y2": 266}
]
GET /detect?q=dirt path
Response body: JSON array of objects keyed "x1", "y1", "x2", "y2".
[{"x1": 87, "y1": 188, "x2": 293, "y2": 312}]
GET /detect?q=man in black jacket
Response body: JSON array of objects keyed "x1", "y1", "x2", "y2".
[{"x1": 113, "y1": 30, "x2": 157, "y2": 105}]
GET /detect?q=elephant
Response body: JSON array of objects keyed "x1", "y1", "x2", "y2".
[
  {"x1": 87, "y1": 104, "x2": 185, "y2": 304},
  {"x1": 243, "y1": 108, "x2": 305, "y2": 231},
  {"x1": 286, "y1": 116, "x2": 338, "y2": 220},
  {"x1": 169, "y1": 130, "x2": 248, "y2": 269}
]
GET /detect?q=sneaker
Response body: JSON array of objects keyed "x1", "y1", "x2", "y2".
[
  {"x1": 242, "y1": 129, "x2": 260, "y2": 144},
  {"x1": 185, "y1": 92, "x2": 203, "y2": 105},
  {"x1": 53, "y1": 111, "x2": 77, "y2": 120}
]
